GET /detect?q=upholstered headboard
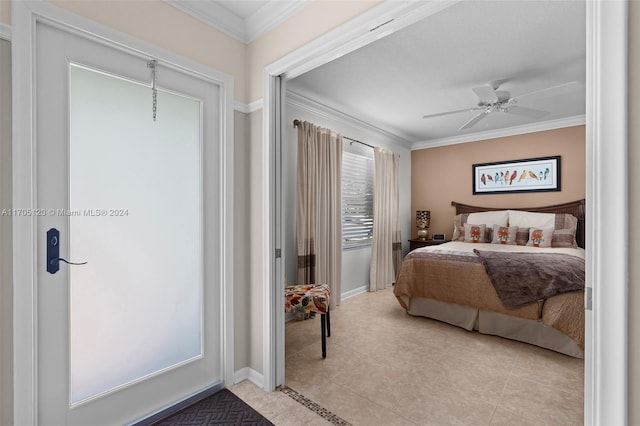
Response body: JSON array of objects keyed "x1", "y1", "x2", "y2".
[{"x1": 451, "y1": 199, "x2": 585, "y2": 249}]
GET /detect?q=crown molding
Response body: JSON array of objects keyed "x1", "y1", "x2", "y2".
[
  {"x1": 166, "y1": 0, "x2": 244, "y2": 42},
  {"x1": 287, "y1": 90, "x2": 412, "y2": 150},
  {"x1": 234, "y1": 99, "x2": 263, "y2": 114},
  {"x1": 411, "y1": 115, "x2": 586, "y2": 150},
  {"x1": 0, "y1": 23, "x2": 11, "y2": 40},
  {"x1": 165, "y1": 1, "x2": 308, "y2": 44},
  {"x1": 244, "y1": 1, "x2": 308, "y2": 43}
]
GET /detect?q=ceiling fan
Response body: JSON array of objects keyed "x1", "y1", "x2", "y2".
[{"x1": 422, "y1": 80, "x2": 580, "y2": 130}]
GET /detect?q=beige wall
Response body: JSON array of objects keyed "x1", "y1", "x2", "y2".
[
  {"x1": 410, "y1": 126, "x2": 586, "y2": 238},
  {"x1": 230, "y1": 108, "x2": 265, "y2": 375},
  {"x1": 628, "y1": 1, "x2": 639, "y2": 424},
  {"x1": 0, "y1": 1, "x2": 9, "y2": 24},
  {"x1": 233, "y1": 111, "x2": 250, "y2": 371},
  {"x1": 247, "y1": 110, "x2": 263, "y2": 372}
]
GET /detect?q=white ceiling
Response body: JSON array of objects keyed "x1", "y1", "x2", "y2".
[{"x1": 288, "y1": 1, "x2": 586, "y2": 147}]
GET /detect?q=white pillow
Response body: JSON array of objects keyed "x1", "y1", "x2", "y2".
[
  {"x1": 508, "y1": 210, "x2": 555, "y2": 229},
  {"x1": 467, "y1": 210, "x2": 508, "y2": 227},
  {"x1": 526, "y1": 227, "x2": 554, "y2": 248}
]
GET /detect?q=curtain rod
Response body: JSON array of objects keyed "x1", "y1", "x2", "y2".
[{"x1": 293, "y1": 119, "x2": 375, "y2": 149}]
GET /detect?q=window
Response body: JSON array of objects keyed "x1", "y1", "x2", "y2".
[{"x1": 342, "y1": 148, "x2": 374, "y2": 249}]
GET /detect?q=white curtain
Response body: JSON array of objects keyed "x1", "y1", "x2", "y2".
[
  {"x1": 370, "y1": 147, "x2": 402, "y2": 291},
  {"x1": 296, "y1": 121, "x2": 343, "y2": 308}
]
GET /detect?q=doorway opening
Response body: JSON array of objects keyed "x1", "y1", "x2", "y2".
[{"x1": 263, "y1": 1, "x2": 629, "y2": 424}]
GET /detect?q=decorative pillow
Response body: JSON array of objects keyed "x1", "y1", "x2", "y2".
[
  {"x1": 467, "y1": 210, "x2": 508, "y2": 227},
  {"x1": 515, "y1": 227, "x2": 530, "y2": 246},
  {"x1": 491, "y1": 225, "x2": 519, "y2": 245},
  {"x1": 453, "y1": 212, "x2": 500, "y2": 242},
  {"x1": 508, "y1": 210, "x2": 555, "y2": 229},
  {"x1": 526, "y1": 227, "x2": 554, "y2": 248},
  {"x1": 452, "y1": 213, "x2": 470, "y2": 241},
  {"x1": 464, "y1": 223, "x2": 487, "y2": 243},
  {"x1": 552, "y1": 214, "x2": 579, "y2": 248}
]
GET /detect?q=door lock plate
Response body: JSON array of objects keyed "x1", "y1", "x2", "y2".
[{"x1": 47, "y1": 228, "x2": 60, "y2": 274}]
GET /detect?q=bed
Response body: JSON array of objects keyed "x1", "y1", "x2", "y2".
[{"x1": 393, "y1": 199, "x2": 585, "y2": 358}]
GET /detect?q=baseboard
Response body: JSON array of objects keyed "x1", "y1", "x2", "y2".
[
  {"x1": 342, "y1": 285, "x2": 368, "y2": 301},
  {"x1": 233, "y1": 367, "x2": 264, "y2": 388}
]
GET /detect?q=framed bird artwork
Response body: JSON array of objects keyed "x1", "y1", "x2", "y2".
[{"x1": 472, "y1": 156, "x2": 561, "y2": 194}]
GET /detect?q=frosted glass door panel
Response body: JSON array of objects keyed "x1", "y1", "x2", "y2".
[{"x1": 69, "y1": 65, "x2": 203, "y2": 405}]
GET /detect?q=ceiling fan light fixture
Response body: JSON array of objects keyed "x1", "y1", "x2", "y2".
[{"x1": 422, "y1": 80, "x2": 577, "y2": 129}]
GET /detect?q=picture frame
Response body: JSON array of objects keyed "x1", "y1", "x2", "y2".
[{"x1": 472, "y1": 156, "x2": 561, "y2": 194}]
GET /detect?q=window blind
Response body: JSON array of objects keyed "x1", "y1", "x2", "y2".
[{"x1": 342, "y1": 150, "x2": 374, "y2": 249}]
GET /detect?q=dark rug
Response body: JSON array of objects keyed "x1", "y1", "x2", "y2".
[{"x1": 153, "y1": 389, "x2": 274, "y2": 426}]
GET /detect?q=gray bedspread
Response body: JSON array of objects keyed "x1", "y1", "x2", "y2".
[{"x1": 473, "y1": 249, "x2": 585, "y2": 309}]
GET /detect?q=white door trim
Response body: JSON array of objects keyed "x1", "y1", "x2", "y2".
[
  {"x1": 584, "y1": 1, "x2": 629, "y2": 424},
  {"x1": 11, "y1": 2, "x2": 235, "y2": 424},
  {"x1": 263, "y1": 1, "x2": 629, "y2": 424}
]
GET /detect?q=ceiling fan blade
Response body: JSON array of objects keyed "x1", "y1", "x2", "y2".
[
  {"x1": 472, "y1": 86, "x2": 499, "y2": 103},
  {"x1": 459, "y1": 109, "x2": 489, "y2": 130},
  {"x1": 422, "y1": 107, "x2": 484, "y2": 119},
  {"x1": 505, "y1": 105, "x2": 549, "y2": 119},
  {"x1": 510, "y1": 81, "x2": 581, "y2": 103}
]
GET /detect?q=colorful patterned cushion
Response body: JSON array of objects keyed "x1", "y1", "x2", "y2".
[
  {"x1": 284, "y1": 284, "x2": 330, "y2": 314},
  {"x1": 526, "y1": 227, "x2": 554, "y2": 248},
  {"x1": 454, "y1": 214, "x2": 492, "y2": 241},
  {"x1": 464, "y1": 223, "x2": 487, "y2": 243},
  {"x1": 491, "y1": 225, "x2": 519, "y2": 245}
]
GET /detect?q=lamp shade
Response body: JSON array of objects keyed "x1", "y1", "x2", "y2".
[{"x1": 416, "y1": 210, "x2": 430, "y2": 229}]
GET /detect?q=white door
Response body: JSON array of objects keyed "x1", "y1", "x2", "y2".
[{"x1": 35, "y1": 22, "x2": 224, "y2": 425}]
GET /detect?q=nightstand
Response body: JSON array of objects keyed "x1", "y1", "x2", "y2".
[{"x1": 409, "y1": 239, "x2": 449, "y2": 251}]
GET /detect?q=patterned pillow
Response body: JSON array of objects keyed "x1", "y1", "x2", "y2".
[
  {"x1": 552, "y1": 214, "x2": 578, "y2": 248},
  {"x1": 453, "y1": 214, "x2": 493, "y2": 241},
  {"x1": 526, "y1": 227, "x2": 554, "y2": 248},
  {"x1": 464, "y1": 223, "x2": 487, "y2": 243},
  {"x1": 491, "y1": 225, "x2": 519, "y2": 245}
]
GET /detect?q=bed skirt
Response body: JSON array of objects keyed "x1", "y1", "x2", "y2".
[{"x1": 408, "y1": 297, "x2": 584, "y2": 358}]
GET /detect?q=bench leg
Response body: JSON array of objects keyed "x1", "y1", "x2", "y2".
[
  {"x1": 320, "y1": 313, "x2": 327, "y2": 358},
  {"x1": 326, "y1": 306, "x2": 331, "y2": 337}
]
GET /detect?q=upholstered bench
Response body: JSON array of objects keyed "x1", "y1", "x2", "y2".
[{"x1": 284, "y1": 284, "x2": 331, "y2": 358}]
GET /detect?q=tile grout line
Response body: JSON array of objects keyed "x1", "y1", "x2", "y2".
[
  {"x1": 488, "y1": 347, "x2": 522, "y2": 425},
  {"x1": 279, "y1": 385, "x2": 353, "y2": 426}
]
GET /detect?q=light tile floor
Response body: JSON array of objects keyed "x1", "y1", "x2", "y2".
[{"x1": 230, "y1": 288, "x2": 584, "y2": 426}]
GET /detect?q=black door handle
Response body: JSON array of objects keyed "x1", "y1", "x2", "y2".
[{"x1": 47, "y1": 228, "x2": 87, "y2": 274}]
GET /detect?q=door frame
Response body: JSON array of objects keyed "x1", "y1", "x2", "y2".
[
  {"x1": 11, "y1": 2, "x2": 235, "y2": 424},
  {"x1": 262, "y1": 1, "x2": 629, "y2": 424}
]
